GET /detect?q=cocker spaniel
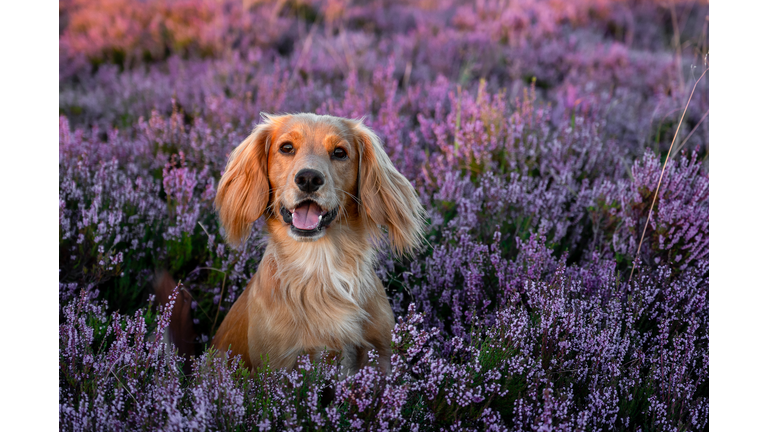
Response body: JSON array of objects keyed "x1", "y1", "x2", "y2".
[{"x1": 212, "y1": 113, "x2": 424, "y2": 374}]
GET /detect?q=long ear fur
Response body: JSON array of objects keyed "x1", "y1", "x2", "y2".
[
  {"x1": 215, "y1": 119, "x2": 275, "y2": 246},
  {"x1": 352, "y1": 121, "x2": 426, "y2": 256}
]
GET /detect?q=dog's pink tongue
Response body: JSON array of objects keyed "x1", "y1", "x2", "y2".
[{"x1": 293, "y1": 202, "x2": 322, "y2": 230}]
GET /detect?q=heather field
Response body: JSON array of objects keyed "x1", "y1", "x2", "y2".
[{"x1": 58, "y1": 0, "x2": 709, "y2": 430}]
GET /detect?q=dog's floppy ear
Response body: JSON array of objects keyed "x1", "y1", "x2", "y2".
[
  {"x1": 215, "y1": 117, "x2": 277, "y2": 246},
  {"x1": 351, "y1": 120, "x2": 425, "y2": 256}
]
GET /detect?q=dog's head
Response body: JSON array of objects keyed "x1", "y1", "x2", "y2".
[{"x1": 215, "y1": 113, "x2": 424, "y2": 255}]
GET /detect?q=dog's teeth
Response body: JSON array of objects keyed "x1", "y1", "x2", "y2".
[{"x1": 318, "y1": 214, "x2": 323, "y2": 222}]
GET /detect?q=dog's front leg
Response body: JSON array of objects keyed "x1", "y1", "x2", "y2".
[
  {"x1": 337, "y1": 345, "x2": 358, "y2": 376},
  {"x1": 246, "y1": 321, "x2": 301, "y2": 370},
  {"x1": 245, "y1": 288, "x2": 301, "y2": 371}
]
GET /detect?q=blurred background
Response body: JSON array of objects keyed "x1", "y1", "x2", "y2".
[{"x1": 59, "y1": 0, "x2": 709, "y2": 154}]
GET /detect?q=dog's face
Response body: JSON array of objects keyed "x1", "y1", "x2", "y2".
[
  {"x1": 267, "y1": 115, "x2": 359, "y2": 242},
  {"x1": 215, "y1": 113, "x2": 424, "y2": 254}
]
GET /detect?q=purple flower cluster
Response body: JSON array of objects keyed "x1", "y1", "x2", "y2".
[{"x1": 59, "y1": 0, "x2": 709, "y2": 430}]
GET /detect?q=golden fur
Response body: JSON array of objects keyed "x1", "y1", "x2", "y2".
[{"x1": 213, "y1": 113, "x2": 425, "y2": 373}]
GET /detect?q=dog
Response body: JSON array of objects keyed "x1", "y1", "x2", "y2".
[{"x1": 212, "y1": 113, "x2": 424, "y2": 374}]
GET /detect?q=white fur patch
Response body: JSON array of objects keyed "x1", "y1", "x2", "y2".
[{"x1": 266, "y1": 233, "x2": 379, "y2": 352}]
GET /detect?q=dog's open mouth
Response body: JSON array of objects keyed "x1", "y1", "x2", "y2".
[{"x1": 280, "y1": 200, "x2": 338, "y2": 236}]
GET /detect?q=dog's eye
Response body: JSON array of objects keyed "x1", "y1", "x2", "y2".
[
  {"x1": 332, "y1": 147, "x2": 348, "y2": 160},
  {"x1": 279, "y1": 143, "x2": 294, "y2": 154}
]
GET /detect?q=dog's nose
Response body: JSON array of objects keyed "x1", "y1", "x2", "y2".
[{"x1": 294, "y1": 168, "x2": 325, "y2": 193}]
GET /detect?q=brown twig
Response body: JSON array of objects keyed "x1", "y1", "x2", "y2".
[
  {"x1": 111, "y1": 369, "x2": 139, "y2": 405},
  {"x1": 671, "y1": 109, "x2": 708, "y2": 160},
  {"x1": 178, "y1": 287, "x2": 213, "y2": 322},
  {"x1": 629, "y1": 65, "x2": 708, "y2": 281},
  {"x1": 211, "y1": 272, "x2": 228, "y2": 338}
]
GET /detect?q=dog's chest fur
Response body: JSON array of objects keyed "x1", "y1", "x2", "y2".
[{"x1": 254, "y1": 238, "x2": 378, "y2": 358}]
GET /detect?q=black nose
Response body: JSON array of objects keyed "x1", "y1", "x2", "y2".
[{"x1": 294, "y1": 168, "x2": 325, "y2": 193}]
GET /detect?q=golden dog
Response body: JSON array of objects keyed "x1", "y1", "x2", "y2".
[{"x1": 212, "y1": 113, "x2": 424, "y2": 373}]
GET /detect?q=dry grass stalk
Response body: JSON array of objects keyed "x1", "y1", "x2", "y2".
[{"x1": 629, "y1": 64, "x2": 708, "y2": 281}]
